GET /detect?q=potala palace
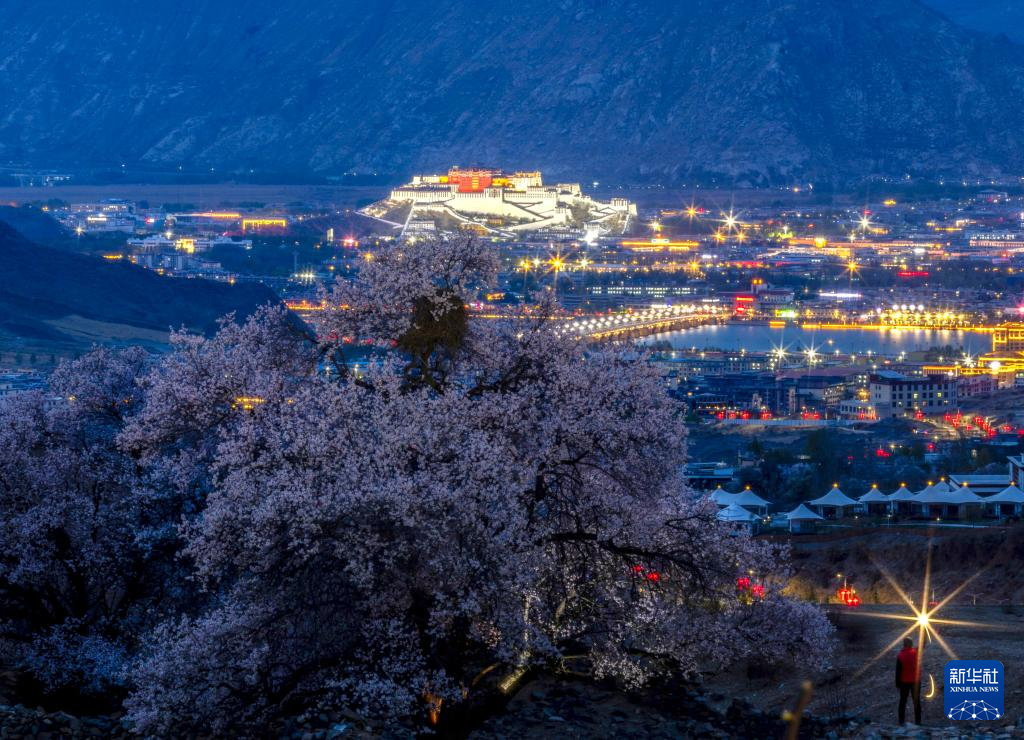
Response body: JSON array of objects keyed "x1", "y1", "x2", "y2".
[{"x1": 360, "y1": 167, "x2": 637, "y2": 240}]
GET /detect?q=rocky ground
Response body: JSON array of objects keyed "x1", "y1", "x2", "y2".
[
  {"x1": 469, "y1": 677, "x2": 1024, "y2": 740},
  {"x1": 4, "y1": 601, "x2": 1022, "y2": 739},
  {"x1": 0, "y1": 704, "x2": 129, "y2": 738},
  {"x1": 3, "y1": 679, "x2": 1023, "y2": 739}
]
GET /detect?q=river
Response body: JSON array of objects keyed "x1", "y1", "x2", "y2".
[{"x1": 641, "y1": 323, "x2": 993, "y2": 358}]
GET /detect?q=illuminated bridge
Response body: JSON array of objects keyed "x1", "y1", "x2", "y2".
[
  {"x1": 287, "y1": 300, "x2": 728, "y2": 342},
  {"x1": 563, "y1": 304, "x2": 727, "y2": 341}
]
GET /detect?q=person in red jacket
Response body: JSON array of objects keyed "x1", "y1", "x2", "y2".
[{"x1": 895, "y1": 637, "x2": 922, "y2": 724}]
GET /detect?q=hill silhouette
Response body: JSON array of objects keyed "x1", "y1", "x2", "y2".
[{"x1": 0, "y1": 221, "x2": 278, "y2": 353}]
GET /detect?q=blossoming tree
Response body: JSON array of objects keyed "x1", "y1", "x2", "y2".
[
  {"x1": 121, "y1": 238, "x2": 832, "y2": 733},
  {"x1": 0, "y1": 236, "x2": 832, "y2": 732}
]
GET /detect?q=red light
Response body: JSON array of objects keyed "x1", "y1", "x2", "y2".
[
  {"x1": 897, "y1": 271, "x2": 929, "y2": 278},
  {"x1": 750, "y1": 584, "x2": 765, "y2": 599},
  {"x1": 632, "y1": 564, "x2": 644, "y2": 573},
  {"x1": 737, "y1": 577, "x2": 751, "y2": 590},
  {"x1": 646, "y1": 572, "x2": 660, "y2": 583}
]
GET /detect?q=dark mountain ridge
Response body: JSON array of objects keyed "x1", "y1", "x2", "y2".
[
  {"x1": 2, "y1": 0, "x2": 1024, "y2": 184},
  {"x1": 921, "y1": 0, "x2": 1024, "y2": 43},
  {"x1": 0, "y1": 221, "x2": 278, "y2": 349}
]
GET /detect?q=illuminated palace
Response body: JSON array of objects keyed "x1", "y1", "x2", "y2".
[{"x1": 372, "y1": 166, "x2": 636, "y2": 237}]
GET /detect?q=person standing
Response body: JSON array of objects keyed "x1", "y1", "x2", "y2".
[{"x1": 895, "y1": 637, "x2": 922, "y2": 724}]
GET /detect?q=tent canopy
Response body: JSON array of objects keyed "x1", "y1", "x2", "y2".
[
  {"x1": 988, "y1": 485, "x2": 1024, "y2": 503},
  {"x1": 786, "y1": 503, "x2": 824, "y2": 521},
  {"x1": 717, "y1": 503, "x2": 759, "y2": 522},
  {"x1": 915, "y1": 479, "x2": 955, "y2": 497},
  {"x1": 859, "y1": 485, "x2": 888, "y2": 503},
  {"x1": 914, "y1": 486, "x2": 985, "y2": 505},
  {"x1": 888, "y1": 485, "x2": 915, "y2": 501},
  {"x1": 732, "y1": 489, "x2": 769, "y2": 507},
  {"x1": 709, "y1": 486, "x2": 734, "y2": 505},
  {"x1": 809, "y1": 486, "x2": 858, "y2": 508}
]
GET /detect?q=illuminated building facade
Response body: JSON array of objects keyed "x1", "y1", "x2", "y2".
[
  {"x1": 869, "y1": 371, "x2": 957, "y2": 418},
  {"x1": 378, "y1": 166, "x2": 635, "y2": 237},
  {"x1": 992, "y1": 323, "x2": 1024, "y2": 353}
]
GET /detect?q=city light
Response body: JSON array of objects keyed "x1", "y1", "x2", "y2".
[
  {"x1": 15, "y1": 9, "x2": 1024, "y2": 736},
  {"x1": 852, "y1": 541, "x2": 1008, "y2": 684}
]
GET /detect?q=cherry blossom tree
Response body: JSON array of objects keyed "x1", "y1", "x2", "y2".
[
  {"x1": 121, "y1": 237, "x2": 834, "y2": 734},
  {"x1": 0, "y1": 348, "x2": 152, "y2": 694}
]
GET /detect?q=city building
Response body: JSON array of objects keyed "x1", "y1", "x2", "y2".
[
  {"x1": 682, "y1": 461, "x2": 735, "y2": 489},
  {"x1": 992, "y1": 323, "x2": 1024, "y2": 353},
  {"x1": 868, "y1": 371, "x2": 957, "y2": 417},
  {"x1": 59, "y1": 199, "x2": 141, "y2": 233}
]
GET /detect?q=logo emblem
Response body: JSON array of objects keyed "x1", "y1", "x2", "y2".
[{"x1": 944, "y1": 660, "x2": 1004, "y2": 721}]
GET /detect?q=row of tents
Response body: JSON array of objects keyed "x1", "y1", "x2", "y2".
[{"x1": 710, "y1": 479, "x2": 1024, "y2": 532}]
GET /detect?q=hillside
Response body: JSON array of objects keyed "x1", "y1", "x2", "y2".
[
  {"x1": 0, "y1": 205, "x2": 67, "y2": 245},
  {"x1": 2, "y1": 1, "x2": 1024, "y2": 184},
  {"x1": 922, "y1": 0, "x2": 1024, "y2": 43},
  {"x1": 0, "y1": 222, "x2": 278, "y2": 355}
]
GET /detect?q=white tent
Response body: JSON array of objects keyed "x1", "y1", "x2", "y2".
[
  {"x1": 731, "y1": 488, "x2": 770, "y2": 514},
  {"x1": 716, "y1": 503, "x2": 759, "y2": 522},
  {"x1": 986, "y1": 484, "x2": 1024, "y2": 518},
  {"x1": 858, "y1": 485, "x2": 888, "y2": 503},
  {"x1": 914, "y1": 479, "x2": 955, "y2": 498},
  {"x1": 913, "y1": 484, "x2": 986, "y2": 519},
  {"x1": 808, "y1": 485, "x2": 858, "y2": 518},
  {"x1": 887, "y1": 484, "x2": 916, "y2": 514},
  {"x1": 888, "y1": 485, "x2": 915, "y2": 501},
  {"x1": 988, "y1": 484, "x2": 1024, "y2": 503},
  {"x1": 858, "y1": 484, "x2": 889, "y2": 515},
  {"x1": 913, "y1": 486, "x2": 984, "y2": 506},
  {"x1": 709, "y1": 486, "x2": 735, "y2": 506},
  {"x1": 785, "y1": 503, "x2": 824, "y2": 533}
]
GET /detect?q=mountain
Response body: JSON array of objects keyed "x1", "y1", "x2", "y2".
[
  {"x1": 0, "y1": 222, "x2": 278, "y2": 352},
  {"x1": 921, "y1": 0, "x2": 1024, "y2": 43},
  {"x1": 2, "y1": 0, "x2": 1024, "y2": 184},
  {"x1": 0, "y1": 206, "x2": 68, "y2": 245}
]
